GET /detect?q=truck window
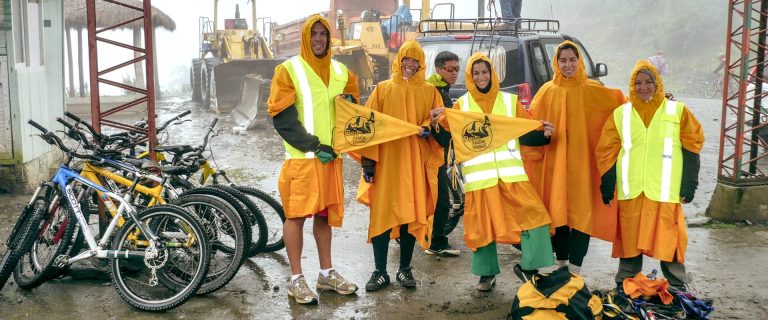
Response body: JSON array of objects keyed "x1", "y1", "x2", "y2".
[
  {"x1": 529, "y1": 42, "x2": 551, "y2": 85},
  {"x1": 421, "y1": 41, "x2": 521, "y2": 86}
]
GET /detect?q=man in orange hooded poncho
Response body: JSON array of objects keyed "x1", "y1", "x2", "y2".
[
  {"x1": 524, "y1": 41, "x2": 626, "y2": 274},
  {"x1": 432, "y1": 52, "x2": 555, "y2": 291},
  {"x1": 267, "y1": 15, "x2": 360, "y2": 305},
  {"x1": 357, "y1": 40, "x2": 444, "y2": 292},
  {"x1": 596, "y1": 60, "x2": 703, "y2": 290}
]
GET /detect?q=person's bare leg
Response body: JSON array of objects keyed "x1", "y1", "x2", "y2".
[
  {"x1": 314, "y1": 216, "x2": 333, "y2": 270},
  {"x1": 284, "y1": 217, "x2": 307, "y2": 275}
]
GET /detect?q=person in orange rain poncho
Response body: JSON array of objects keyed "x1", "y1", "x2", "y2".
[
  {"x1": 267, "y1": 15, "x2": 360, "y2": 305},
  {"x1": 523, "y1": 41, "x2": 626, "y2": 274},
  {"x1": 357, "y1": 40, "x2": 444, "y2": 292},
  {"x1": 431, "y1": 52, "x2": 555, "y2": 291},
  {"x1": 595, "y1": 60, "x2": 703, "y2": 291}
]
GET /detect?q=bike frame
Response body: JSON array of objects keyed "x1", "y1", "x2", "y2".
[{"x1": 52, "y1": 163, "x2": 157, "y2": 265}]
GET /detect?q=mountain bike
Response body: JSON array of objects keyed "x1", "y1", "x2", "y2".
[{"x1": 2, "y1": 119, "x2": 211, "y2": 311}]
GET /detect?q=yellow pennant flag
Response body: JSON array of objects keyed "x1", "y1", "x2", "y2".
[
  {"x1": 443, "y1": 108, "x2": 542, "y2": 164},
  {"x1": 333, "y1": 96, "x2": 421, "y2": 154}
]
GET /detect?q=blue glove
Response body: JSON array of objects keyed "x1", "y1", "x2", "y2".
[
  {"x1": 362, "y1": 157, "x2": 375, "y2": 183},
  {"x1": 316, "y1": 144, "x2": 337, "y2": 164},
  {"x1": 418, "y1": 126, "x2": 430, "y2": 139}
]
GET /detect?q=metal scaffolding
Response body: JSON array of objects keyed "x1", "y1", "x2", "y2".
[
  {"x1": 718, "y1": 0, "x2": 768, "y2": 184},
  {"x1": 85, "y1": 0, "x2": 157, "y2": 159}
]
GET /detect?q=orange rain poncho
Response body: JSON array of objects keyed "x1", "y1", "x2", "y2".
[
  {"x1": 454, "y1": 53, "x2": 551, "y2": 251},
  {"x1": 356, "y1": 40, "x2": 444, "y2": 249},
  {"x1": 595, "y1": 60, "x2": 704, "y2": 263},
  {"x1": 523, "y1": 41, "x2": 626, "y2": 241},
  {"x1": 267, "y1": 15, "x2": 360, "y2": 226}
]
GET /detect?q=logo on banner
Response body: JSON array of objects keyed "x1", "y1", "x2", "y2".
[
  {"x1": 344, "y1": 111, "x2": 376, "y2": 146},
  {"x1": 462, "y1": 115, "x2": 493, "y2": 152}
]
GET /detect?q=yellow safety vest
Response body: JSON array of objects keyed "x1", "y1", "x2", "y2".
[
  {"x1": 282, "y1": 56, "x2": 349, "y2": 159},
  {"x1": 459, "y1": 92, "x2": 528, "y2": 192},
  {"x1": 614, "y1": 99, "x2": 683, "y2": 203}
]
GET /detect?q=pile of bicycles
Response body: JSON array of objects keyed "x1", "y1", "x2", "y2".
[{"x1": 0, "y1": 111, "x2": 285, "y2": 311}]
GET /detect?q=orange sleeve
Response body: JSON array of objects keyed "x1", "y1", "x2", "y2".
[
  {"x1": 344, "y1": 70, "x2": 361, "y2": 103},
  {"x1": 595, "y1": 115, "x2": 622, "y2": 175},
  {"x1": 267, "y1": 65, "x2": 297, "y2": 117},
  {"x1": 680, "y1": 105, "x2": 704, "y2": 154}
]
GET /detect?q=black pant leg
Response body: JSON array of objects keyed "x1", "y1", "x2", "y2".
[
  {"x1": 371, "y1": 229, "x2": 392, "y2": 271},
  {"x1": 568, "y1": 229, "x2": 591, "y2": 266},
  {"x1": 429, "y1": 166, "x2": 451, "y2": 250},
  {"x1": 552, "y1": 225, "x2": 571, "y2": 261},
  {"x1": 399, "y1": 224, "x2": 416, "y2": 269}
]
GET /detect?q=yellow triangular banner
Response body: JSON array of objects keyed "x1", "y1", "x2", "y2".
[
  {"x1": 444, "y1": 108, "x2": 542, "y2": 164},
  {"x1": 334, "y1": 96, "x2": 421, "y2": 154}
]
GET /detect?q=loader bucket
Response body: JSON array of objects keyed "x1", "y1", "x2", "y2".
[
  {"x1": 234, "y1": 74, "x2": 271, "y2": 130},
  {"x1": 212, "y1": 59, "x2": 284, "y2": 113},
  {"x1": 332, "y1": 46, "x2": 375, "y2": 94}
]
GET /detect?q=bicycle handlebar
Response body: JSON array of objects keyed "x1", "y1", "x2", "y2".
[
  {"x1": 63, "y1": 111, "x2": 103, "y2": 140},
  {"x1": 157, "y1": 110, "x2": 192, "y2": 132},
  {"x1": 28, "y1": 119, "x2": 96, "y2": 160}
]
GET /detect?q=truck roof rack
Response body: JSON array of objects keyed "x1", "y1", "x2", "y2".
[{"x1": 418, "y1": 17, "x2": 559, "y2": 37}]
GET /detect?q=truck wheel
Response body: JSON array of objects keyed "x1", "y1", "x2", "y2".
[{"x1": 191, "y1": 59, "x2": 202, "y2": 102}]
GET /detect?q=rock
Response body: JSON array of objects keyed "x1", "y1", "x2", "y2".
[
  {"x1": 687, "y1": 216, "x2": 711, "y2": 226},
  {"x1": 273, "y1": 285, "x2": 280, "y2": 292},
  {"x1": 232, "y1": 126, "x2": 247, "y2": 134},
  {"x1": 743, "y1": 219, "x2": 753, "y2": 226}
]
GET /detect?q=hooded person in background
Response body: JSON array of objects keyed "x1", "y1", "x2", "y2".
[
  {"x1": 358, "y1": 40, "x2": 444, "y2": 292},
  {"x1": 425, "y1": 51, "x2": 462, "y2": 257},
  {"x1": 267, "y1": 14, "x2": 360, "y2": 305},
  {"x1": 595, "y1": 60, "x2": 704, "y2": 290},
  {"x1": 432, "y1": 52, "x2": 555, "y2": 291},
  {"x1": 648, "y1": 51, "x2": 670, "y2": 76},
  {"x1": 523, "y1": 41, "x2": 626, "y2": 275}
]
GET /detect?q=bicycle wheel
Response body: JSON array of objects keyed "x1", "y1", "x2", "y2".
[
  {"x1": 0, "y1": 199, "x2": 48, "y2": 291},
  {"x1": 14, "y1": 190, "x2": 78, "y2": 289},
  {"x1": 170, "y1": 194, "x2": 245, "y2": 294},
  {"x1": 210, "y1": 185, "x2": 272, "y2": 255},
  {"x1": 233, "y1": 186, "x2": 285, "y2": 253},
  {"x1": 182, "y1": 187, "x2": 262, "y2": 253},
  {"x1": 704, "y1": 80, "x2": 719, "y2": 99},
  {"x1": 110, "y1": 204, "x2": 210, "y2": 312}
]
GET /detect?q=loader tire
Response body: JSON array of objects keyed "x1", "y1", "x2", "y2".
[{"x1": 191, "y1": 59, "x2": 202, "y2": 102}]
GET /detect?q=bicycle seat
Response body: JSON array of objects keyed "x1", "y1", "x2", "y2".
[
  {"x1": 155, "y1": 145, "x2": 195, "y2": 155},
  {"x1": 159, "y1": 165, "x2": 193, "y2": 175}
]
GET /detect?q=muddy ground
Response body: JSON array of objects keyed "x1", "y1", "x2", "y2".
[{"x1": 1, "y1": 95, "x2": 767, "y2": 319}]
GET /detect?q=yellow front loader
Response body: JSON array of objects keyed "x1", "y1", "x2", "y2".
[{"x1": 190, "y1": 0, "x2": 283, "y2": 115}]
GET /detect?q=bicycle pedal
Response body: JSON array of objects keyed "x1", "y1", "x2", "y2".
[{"x1": 54, "y1": 255, "x2": 70, "y2": 267}]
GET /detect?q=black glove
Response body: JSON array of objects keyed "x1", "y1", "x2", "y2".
[
  {"x1": 600, "y1": 164, "x2": 617, "y2": 205},
  {"x1": 680, "y1": 148, "x2": 700, "y2": 203},
  {"x1": 361, "y1": 157, "x2": 375, "y2": 182},
  {"x1": 315, "y1": 144, "x2": 337, "y2": 164}
]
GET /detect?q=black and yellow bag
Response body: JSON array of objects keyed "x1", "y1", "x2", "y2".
[{"x1": 507, "y1": 267, "x2": 603, "y2": 320}]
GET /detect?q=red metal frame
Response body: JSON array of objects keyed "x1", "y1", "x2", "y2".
[
  {"x1": 718, "y1": 0, "x2": 768, "y2": 184},
  {"x1": 85, "y1": 0, "x2": 157, "y2": 160}
]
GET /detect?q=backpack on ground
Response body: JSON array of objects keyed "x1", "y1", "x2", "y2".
[{"x1": 507, "y1": 266, "x2": 603, "y2": 320}]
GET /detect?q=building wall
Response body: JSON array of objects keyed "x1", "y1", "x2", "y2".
[{"x1": 1, "y1": 0, "x2": 64, "y2": 193}]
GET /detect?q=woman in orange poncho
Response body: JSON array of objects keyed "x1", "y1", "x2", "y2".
[
  {"x1": 267, "y1": 15, "x2": 360, "y2": 304},
  {"x1": 595, "y1": 60, "x2": 703, "y2": 290},
  {"x1": 524, "y1": 41, "x2": 626, "y2": 274},
  {"x1": 432, "y1": 52, "x2": 555, "y2": 291},
  {"x1": 358, "y1": 40, "x2": 444, "y2": 291}
]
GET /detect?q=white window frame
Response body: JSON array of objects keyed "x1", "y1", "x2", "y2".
[{"x1": 12, "y1": 0, "x2": 44, "y2": 68}]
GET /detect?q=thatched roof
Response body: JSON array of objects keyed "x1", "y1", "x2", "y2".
[{"x1": 64, "y1": 0, "x2": 176, "y2": 31}]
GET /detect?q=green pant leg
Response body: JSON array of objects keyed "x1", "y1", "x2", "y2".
[
  {"x1": 520, "y1": 225, "x2": 555, "y2": 270},
  {"x1": 471, "y1": 242, "x2": 500, "y2": 276}
]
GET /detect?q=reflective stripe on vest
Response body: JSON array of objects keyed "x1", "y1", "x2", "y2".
[
  {"x1": 283, "y1": 56, "x2": 348, "y2": 159},
  {"x1": 459, "y1": 92, "x2": 528, "y2": 192},
  {"x1": 615, "y1": 99, "x2": 683, "y2": 203}
]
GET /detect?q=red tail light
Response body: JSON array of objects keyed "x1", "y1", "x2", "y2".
[{"x1": 518, "y1": 82, "x2": 532, "y2": 109}]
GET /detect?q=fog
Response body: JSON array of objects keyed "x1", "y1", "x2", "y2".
[{"x1": 67, "y1": 0, "x2": 727, "y2": 97}]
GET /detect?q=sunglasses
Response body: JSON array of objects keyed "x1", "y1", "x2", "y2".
[{"x1": 440, "y1": 65, "x2": 460, "y2": 72}]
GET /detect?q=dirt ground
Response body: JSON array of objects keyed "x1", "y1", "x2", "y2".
[{"x1": 1, "y1": 95, "x2": 767, "y2": 320}]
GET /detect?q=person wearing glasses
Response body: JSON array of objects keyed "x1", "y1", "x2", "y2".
[{"x1": 425, "y1": 51, "x2": 462, "y2": 257}]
